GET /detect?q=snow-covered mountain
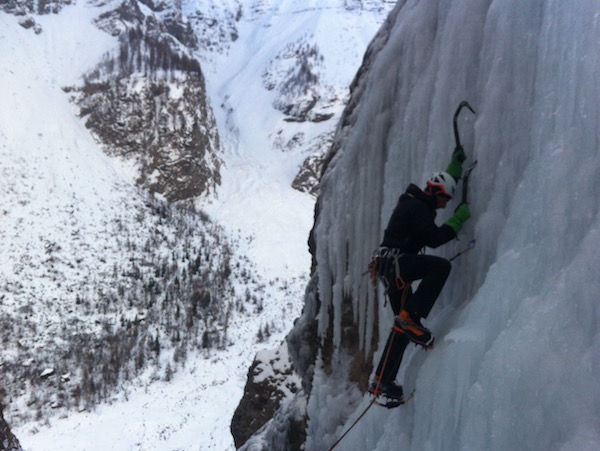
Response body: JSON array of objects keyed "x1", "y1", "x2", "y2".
[
  {"x1": 0, "y1": 0, "x2": 393, "y2": 449},
  {"x1": 238, "y1": 1, "x2": 600, "y2": 450},
  {"x1": 6, "y1": 0, "x2": 598, "y2": 450}
]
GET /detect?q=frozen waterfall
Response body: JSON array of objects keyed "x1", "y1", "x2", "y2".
[{"x1": 301, "y1": 1, "x2": 600, "y2": 450}]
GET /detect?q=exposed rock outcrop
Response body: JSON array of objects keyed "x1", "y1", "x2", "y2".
[
  {"x1": 0, "y1": 407, "x2": 22, "y2": 451},
  {"x1": 70, "y1": 0, "x2": 222, "y2": 201}
]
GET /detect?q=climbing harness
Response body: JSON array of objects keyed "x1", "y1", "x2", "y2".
[{"x1": 367, "y1": 247, "x2": 409, "y2": 305}]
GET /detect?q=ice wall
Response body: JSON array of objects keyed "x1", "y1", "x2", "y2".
[{"x1": 304, "y1": 0, "x2": 600, "y2": 450}]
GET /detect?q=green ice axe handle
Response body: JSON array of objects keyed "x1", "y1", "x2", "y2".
[{"x1": 453, "y1": 101, "x2": 476, "y2": 149}]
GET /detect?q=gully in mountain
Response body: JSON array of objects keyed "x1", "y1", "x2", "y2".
[{"x1": 368, "y1": 145, "x2": 472, "y2": 401}]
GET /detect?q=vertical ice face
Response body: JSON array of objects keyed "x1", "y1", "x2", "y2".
[{"x1": 298, "y1": 1, "x2": 600, "y2": 450}]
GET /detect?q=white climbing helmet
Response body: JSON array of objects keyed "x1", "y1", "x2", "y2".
[{"x1": 426, "y1": 171, "x2": 456, "y2": 199}]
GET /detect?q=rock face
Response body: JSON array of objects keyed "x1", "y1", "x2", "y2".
[
  {"x1": 0, "y1": 408, "x2": 23, "y2": 451},
  {"x1": 72, "y1": 69, "x2": 221, "y2": 201},
  {"x1": 70, "y1": 0, "x2": 222, "y2": 201},
  {"x1": 230, "y1": 342, "x2": 303, "y2": 449},
  {"x1": 292, "y1": 150, "x2": 329, "y2": 197}
]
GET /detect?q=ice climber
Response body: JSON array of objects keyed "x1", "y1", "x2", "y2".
[{"x1": 368, "y1": 146, "x2": 471, "y2": 400}]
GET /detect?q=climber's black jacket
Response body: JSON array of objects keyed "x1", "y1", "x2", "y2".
[{"x1": 380, "y1": 184, "x2": 456, "y2": 254}]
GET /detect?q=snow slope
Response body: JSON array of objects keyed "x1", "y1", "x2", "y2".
[
  {"x1": 1, "y1": 1, "x2": 393, "y2": 449},
  {"x1": 194, "y1": 0, "x2": 395, "y2": 280},
  {"x1": 266, "y1": 0, "x2": 600, "y2": 450}
]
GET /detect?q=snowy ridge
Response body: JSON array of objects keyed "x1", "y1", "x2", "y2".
[{"x1": 252, "y1": 0, "x2": 600, "y2": 449}]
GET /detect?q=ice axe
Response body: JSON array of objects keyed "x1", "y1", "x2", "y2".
[
  {"x1": 461, "y1": 160, "x2": 477, "y2": 203},
  {"x1": 453, "y1": 101, "x2": 476, "y2": 149},
  {"x1": 452, "y1": 101, "x2": 477, "y2": 203}
]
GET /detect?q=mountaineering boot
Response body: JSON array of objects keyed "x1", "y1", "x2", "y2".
[
  {"x1": 369, "y1": 379, "x2": 404, "y2": 400},
  {"x1": 394, "y1": 310, "x2": 434, "y2": 349}
]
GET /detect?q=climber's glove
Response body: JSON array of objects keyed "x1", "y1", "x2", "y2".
[
  {"x1": 452, "y1": 145, "x2": 467, "y2": 163},
  {"x1": 445, "y1": 202, "x2": 471, "y2": 235},
  {"x1": 445, "y1": 146, "x2": 467, "y2": 181}
]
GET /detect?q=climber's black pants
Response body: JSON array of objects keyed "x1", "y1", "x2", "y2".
[
  {"x1": 376, "y1": 254, "x2": 451, "y2": 383},
  {"x1": 385, "y1": 254, "x2": 451, "y2": 318}
]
